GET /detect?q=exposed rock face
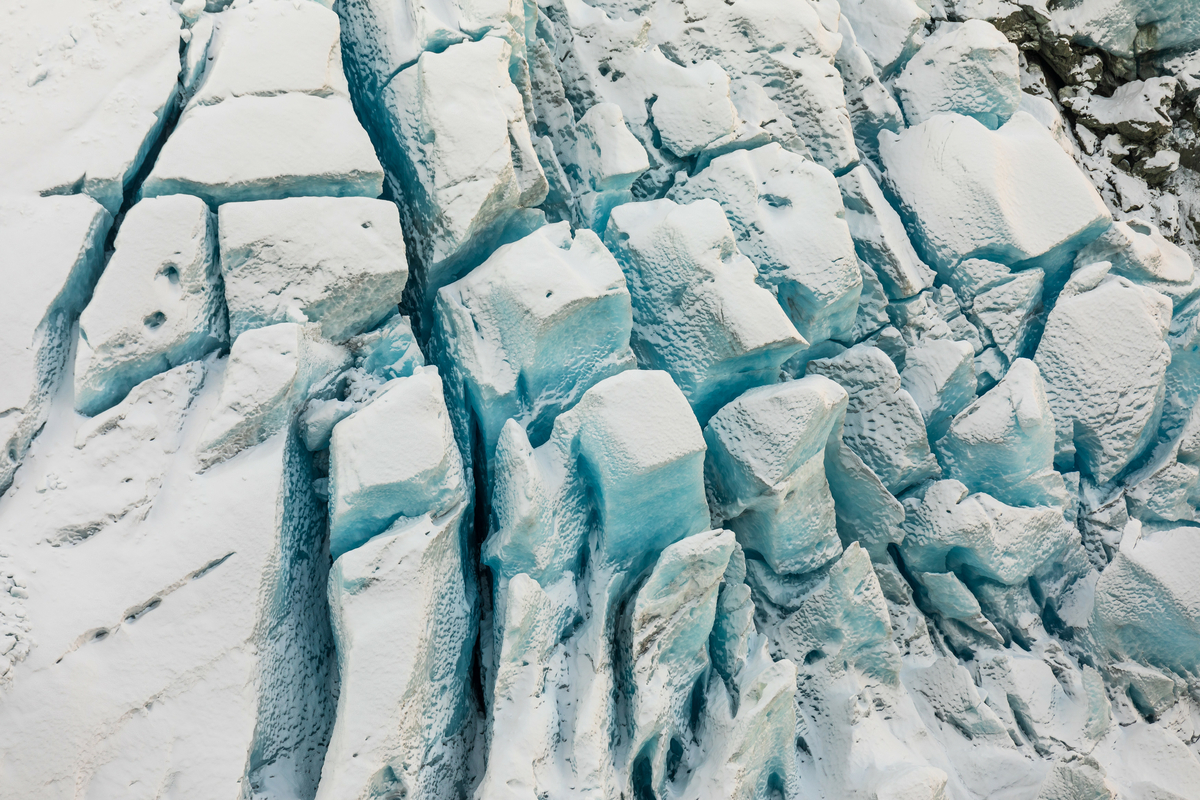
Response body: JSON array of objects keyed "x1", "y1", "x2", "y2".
[{"x1": 3, "y1": 1, "x2": 1200, "y2": 799}]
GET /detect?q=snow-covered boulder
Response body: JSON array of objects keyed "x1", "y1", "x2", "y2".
[
  {"x1": 936, "y1": 359, "x2": 1068, "y2": 508},
  {"x1": 218, "y1": 197, "x2": 408, "y2": 343},
  {"x1": 670, "y1": 144, "x2": 863, "y2": 347},
  {"x1": 808, "y1": 345, "x2": 941, "y2": 494},
  {"x1": 378, "y1": 38, "x2": 547, "y2": 311},
  {"x1": 434, "y1": 223, "x2": 634, "y2": 469},
  {"x1": 197, "y1": 323, "x2": 350, "y2": 469},
  {"x1": 327, "y1": 368, "x2": 466, "y2": 559},
  {"x1": 1053, "y1": 0, "x2": 1200, "y2": 59},
  {"x1": 0, "y1": 0, "x2": 182, "y2": 214},
  {"x1": 1062, "y1": 78, "x2": 1176, "y2": 142},
  {"x1": 1034, "y1": 263, "x2": 1171, "y2": 482},
  {"x1": 75, "y1": 195, "x2": 226, "y2": 417},
  {"x1": 605, "y1": 198, "x2": 806, "y2": 423},
  {"x1": 880, "y1": 112, "x2": 1112, "y2": 273},
  {"x1": 894, "y1": 20, "x2": 1020, "y2": 130},
  {"x1": 704, "y1": 378, "x2": 848, "y2": 575},
  {"x1": 0, "y1": 196, "x2": 111, "y2": 493}
]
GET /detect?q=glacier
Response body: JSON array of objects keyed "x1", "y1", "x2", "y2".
[{"x1": 2, "y1": 0, "x2": 1200, "y2": 798}]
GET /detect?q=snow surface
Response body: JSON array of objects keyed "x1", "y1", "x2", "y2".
[{"x1": 3, "y1": 0, "x2": 1200, "y2": 798}]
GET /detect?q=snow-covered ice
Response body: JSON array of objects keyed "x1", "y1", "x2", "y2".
[{"x1": 3, "y1": 0, "x2": 1200, "y2": 797}]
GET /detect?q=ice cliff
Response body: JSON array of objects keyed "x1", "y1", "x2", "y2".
[{"x1": 2, "y1": 0, "x2": 1200, "y2": 798}]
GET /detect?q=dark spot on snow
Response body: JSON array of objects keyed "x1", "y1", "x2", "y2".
[{"x1": 144, "y1": 311, "x2": 166, "y2": 330}]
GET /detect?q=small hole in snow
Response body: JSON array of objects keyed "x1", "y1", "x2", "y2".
[
  {"x1": 144, "y1": 311, "x2": 166, "y2": 330},
  {"x1": 93, "y1": 629, "x2": 109, "y2": 641},
  {"x1": 157, "y1": 265, "x2": 180, "y2": 284},
  {"x1": 546, "y1": 290, "x2": 553, "y2": 298},
  {"x1": 7, "y1": 447, "x2": 16, "y2": 461},
  {"x1": 361, "y1": 221, "x2": 371, "y2": 228}
]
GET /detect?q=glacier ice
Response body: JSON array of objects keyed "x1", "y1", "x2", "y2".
[
  {"x1": 0, "y1": 195, "x2": 111, "y2": 493},
  {"x1": 880, "y1": 112, "x2": 1112, "y2": 273},
  {"x1": 669, "y1": 143, "x2": 863, "y2": 347},
  {"x1": 434, "y1": 222, "x2": 634, "y2": 470},
  {"x1": 218, "y1": 196, "x2": 409, "y2": 343},
  {"x1": 5, "y1": 0, "x2": 1200, "y2": 796},
  {"x1": 75, "y1": 194, "x2": 226, "y2": 417},
  {"x1": 605, "y1": 198, "x2": 806, "y2": 422},
  {"x1": 894, "y1": 20, "x2": 1021, "y2": 130}
]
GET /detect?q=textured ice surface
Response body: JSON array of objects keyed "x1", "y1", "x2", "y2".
[
  {"x1": 881, "y1": 112, "x2": 1112, "y2": 272},
  {"x1": 1, "y1": 196, "x2": 111, "y2": 492},
  {"x1": 4, "y1": 0, "x2": 1200, "y2": 797},
  {"x1": 219, "y1": 196, "x2": 408, "y2": 342},
  {"x1": 606, "y1": 198, "x2": 806, "y2": 422},
  {"x1": 75, "y1": 195, "x2": 226, "y2": 416}
]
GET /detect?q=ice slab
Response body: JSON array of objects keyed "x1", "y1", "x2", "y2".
[
  {"x1": 0, "y1": 0, "x2": 182, "y2": 214},
  {"x1": 900, "y1": 480, "x2": 1076, "y2": 585},
  {"x1": 704, "y1": 377, "x2": 848, "y2": 575},
  {"x1": 808, "y1": 344, "x2": 942, "y2": 494},
  {"x1": 187, "y1": 0, "x2": 350, "y2": 108},
  {"x1": 1074, "y1": 218, "x2": 1200, "y2": 308},
  {"x1": 894, "y1": 20, "x2": 1020, "y2": 130},
  {"x1": 75, "y1": 195, "x2": 226, "y2": 417},
  {"x1": 197, "y1": 323, "x2": 350, "y2": 469},
  {"x1": 669, "y1": 144, "x2": 862, "y2": 347},
  {"x1": 317, "y1": 506, "x2": 473, "y2": 800},
  {"x1": 1093, "y1": 525, "x2": 1200, "y2": 675},
  {"x1": 377, "y1": 38, "x2": 546, "y2": 312},
  {"x1": 327, "y1": 368, "x2": 467, "y2": 559},
  {"x1": 219, "y1": 197, "x2": 408, "y2": 343},
  {"x1": 626, "y1": 529, "x2": 734, "y2": 797},
  {"x1": 838, "y1": 165, "x2": 935, "y2": 301},
  {"x1": 434, "y1": 222, "x2": 634, "y2": 469},
  {"x1": 880, "y1": 112, "x2": 1111, "y2": 273},
  {"x1": 900, "y1": 339, "x2": 978, "y2": 443},
  {"x1": 936, "y1": 359, "x2": 1068, "y2": 508},
  {"x1": 605, "y1": 198, "x2": 806, "y2": 423},
  {"x1": 838, "y1": 0, "x2": 929, "y2": 76},
  {"x1": 0, "y1": 380, "x2": 333, "y2": 798},
  {"x1": 1034, "y1": 263, "x2": 1171, "y2": 482},
  {"x1": 143, "y1": 94, "x2": 384, "y2": 206},
  {"x1": 0, "y1": 195, "x2": 111, "y2": 493}
]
